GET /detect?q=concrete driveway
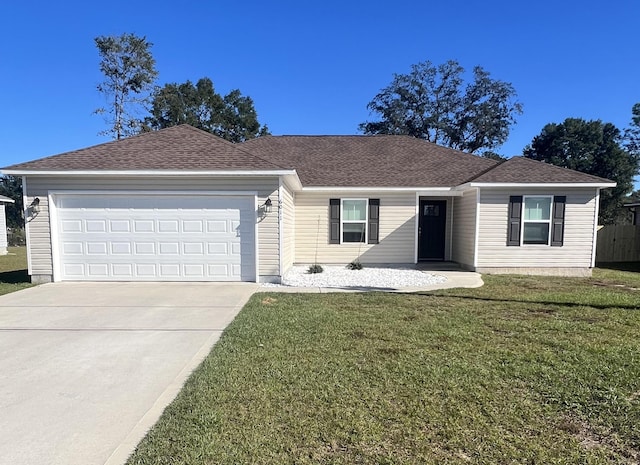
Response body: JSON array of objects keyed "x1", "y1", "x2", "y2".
[{"x1": 0, "y1": 282, "x2": 258, "y2": 465}]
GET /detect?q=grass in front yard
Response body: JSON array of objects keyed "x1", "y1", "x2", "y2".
[
  {"x1": 127, "y1": 270, "x2": 640, "y2": 464},
  {"x1": 0, "y1": 246, "x2": 33, "y2": 296}
]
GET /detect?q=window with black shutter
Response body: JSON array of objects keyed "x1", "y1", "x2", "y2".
[
  {"x1": 329, "y1": 198, "x2": 380, "y2": 244},
  {"x1": 507, "y1": 195, "x2": 565, "y2": 246}
]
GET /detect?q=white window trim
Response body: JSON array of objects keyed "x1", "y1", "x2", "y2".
[
  {"x1": 340, "y1": 198, "x2": 368, "y2": 244},
  {"x1": 521, "y1": 195, "x2": 553, "y2": 246}
]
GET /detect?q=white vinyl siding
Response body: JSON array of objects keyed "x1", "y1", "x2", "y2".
[
  {"x1": 280, "y1": 181, "x2": 295, "y2": 273},
  {"x1": 451, "y1": 189, "x2": 477, "y2": 268},
  {"x1": 477, "y1": 187, "x2": 597, "y2": 268},
  {"x1": 0, "y1": 205, "x2": 7, "y2": 250},
  {"x1": 24, "y1": 194, "x2": 53, "y2": 274},
  {"x1": 24, "y1": 176, "x2": 280, "y2": 279},
  {"x1": 295, "y1": 191, "x2": 416, "y2": 264}
]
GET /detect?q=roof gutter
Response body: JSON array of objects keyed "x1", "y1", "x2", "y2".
[
  {"x1": 301, "y1": 186, "x2": 457, "y2": 192},
  {"x1": 0, "y1": 169, "x2": 299, "y2": 177},
  {"x1": 459, "y1": 182, "x2": 617, "y2": 189}
]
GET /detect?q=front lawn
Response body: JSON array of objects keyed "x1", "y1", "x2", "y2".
[
  {"x1": 127, "y1": 270, "x2": 640, "y2": 464},
  {"x1": 0, "y1": 246, "x2": 33, "y2": 296}
]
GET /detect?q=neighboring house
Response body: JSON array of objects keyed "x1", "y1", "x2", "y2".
[
  {"x1": 0, "y1": 125, "x2": 615, "y2": 283},
  {"x1": 0, "y1": 195, "x2": 16, "y2": 255}
]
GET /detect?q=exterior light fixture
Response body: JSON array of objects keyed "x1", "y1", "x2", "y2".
[
  {"x1": 263, "y1": 198, "x2": 273, "y2": 214},
  {"x1": 29, "y1": 197, "x2": 40, "y2": 214}
]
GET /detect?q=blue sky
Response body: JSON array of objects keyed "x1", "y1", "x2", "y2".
[{"x1": 1, "y1": 0, "x2": 638, "y2": 178}]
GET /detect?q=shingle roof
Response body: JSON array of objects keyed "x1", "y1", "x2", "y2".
[
  {"x1": 469, "y1": 156, "x2": 614, "y2": 184},
  {"x1": 242, "y1": 135, "x2": 499, "y2": 187},
  {"x1": 2, "y1": 125, "x2": 287, "y2": 171},
  {"x1": 2, "y1": 125, "x2": 614, "y2": 188}
]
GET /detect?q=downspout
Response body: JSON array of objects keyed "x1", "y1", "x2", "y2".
[
  {"x1": 21, "y1": 176, "x2": 32, "y2": 276},
  {"x1": 414, "y1": 192, "x2": 419, "y2": 263},
  {"x1": 278, "y1": 177, "x2": 284, "y2": 282},
  {"x1": 473, "y1": 187, "x2": 480, "y2": 270},
  {"x1": 591, "y1": 188, "x2": 601, "y2": 268}
]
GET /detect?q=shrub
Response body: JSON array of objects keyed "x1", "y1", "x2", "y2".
[
  {"x1": 307, "y1": 264, "x2": 323, "y2": 274},
  {"x1": 347, "y1": 260, "x2": 363, "y2": 270},
  {"x1": 7, "y1": 228, "x2": 25, "y2": 246}
]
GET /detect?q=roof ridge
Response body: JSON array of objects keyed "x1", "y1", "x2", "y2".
[
  {"x1": 178, "y1": 125, "x2": 291, "y2": 170},
  {"x1": 463, "y1": 157, "x2": 505, "y2": 183}
]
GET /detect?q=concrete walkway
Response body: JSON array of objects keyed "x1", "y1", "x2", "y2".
[
  {"x1": 262, "y1": 270, "x2": 483, "y2": 293},
  {"x1": 0, "y1": 282, "x2": 258, "y2": 465}
]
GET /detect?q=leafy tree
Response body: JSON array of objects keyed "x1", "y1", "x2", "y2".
[
  {"x1": 524, "y1": 118, "x2": 640, "y2": 224},
  {"x1": 624, "y1": 103, "x2": 640, "y2": 156},
  {"x1": 359, "y1": 60, "x2": 523, "y2": 153},
  {"x1": 0, "y1": 176, "x2": 23, "y2": 229},
  {"x1": 94, "y1": 33, "x2": 158, "y2": 139},
  {"x1": 143, "y1": 77, "x2": 269, "y2": 142},
  {"x1": 481, "y1": 151, "x2": 506, "y2": 161}
]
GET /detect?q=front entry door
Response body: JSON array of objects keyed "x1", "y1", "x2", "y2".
[{"x1": 418, "y1": 200, "x2": 446, "y2": 261}]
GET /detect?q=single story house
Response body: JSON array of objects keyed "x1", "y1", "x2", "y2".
[
  {"x1": 0, "y1": 194, "x2": 15, "y2": 255},
  {"x1": 1, "y1": 125, "x2": 615, "y2": 283}
]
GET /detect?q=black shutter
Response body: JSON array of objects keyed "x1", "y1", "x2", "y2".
[
  {"x1": 551, "y1": 196, "x2": 566, "y2": 247},
  {"x1": 507, "y1": 196, "x2": 522, "y2": 246},
  {"x1": 329, "y1": 198, "x2": 340, "y2": 244},
  {"x1": 368, "y1": 199, "x2": 380, "y2": 244}
]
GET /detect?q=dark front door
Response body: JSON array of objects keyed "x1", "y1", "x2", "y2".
[{"x1": 418, "y1": 200, "x2": 446, "y2": 260}]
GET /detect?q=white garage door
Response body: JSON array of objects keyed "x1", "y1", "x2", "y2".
[{"x1": 53, "y1": 194, "x2": 256, "y2": 282}]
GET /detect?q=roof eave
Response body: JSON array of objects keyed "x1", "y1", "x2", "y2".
[
  {"x1": 461, "y1": 182, "x2": 616, "y2": 189},
  {"x1": 1, "y1": 169, "x2": 298, "y2": 177},
  {"x1": 301, "y1": 186, "x2": 457, "y2": 192}
]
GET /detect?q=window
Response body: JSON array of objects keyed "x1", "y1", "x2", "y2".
[
  {"x1": 507, "y1": 195, "x2": 566, "y2": 247},
  {"x1": 522, "y1": 196, "x2": 552, "y2": 245},
  {"x1": 341, "y1": 199, "x2": 367, "y2": 242},
  {"x1": 329, "y1": 198, "x2": 380, "y2": 245}
]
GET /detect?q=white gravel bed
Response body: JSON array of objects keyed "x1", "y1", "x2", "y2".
[{"x1": 263, "y1": 265, "x2": 447, "y2": 289}]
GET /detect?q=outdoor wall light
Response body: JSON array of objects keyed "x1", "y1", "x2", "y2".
[
  {"x1": 263, "y1": 198, "x2": 273, "y2": 214},
  {"x1": 29, "y1": 197, "x2": 40, "y2": 213}
]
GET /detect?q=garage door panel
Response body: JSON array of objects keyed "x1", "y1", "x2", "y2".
[
  {"x1": 86, "y1": 243, "x2": 107, "y2": 256},
  {"x1": 63, "y1": 242, "x2": 83, "y2": 255},
  {"x1": 159, "y1": 264, "x2": 180, "y2": 277},
  {"x1": 86, "y1": 220, "x2": 107, "y2": 232},
  {"x1": 55, "y1": 194, "x2": 256, "y2": 282},
  {"x1": 87, "y1": 263, "x2": 109, "y2": 277},
  {"x1": 112, "y1": 264, "x2": 133, "y2": 277},
  {"x1": 110, "y1": 220, "x2": 130, "y2": 232},
  {"x1": 158, "y1": 242, "x2": 179, "y2": 255},
  {"x1": 63, "y1": 263, "x2": 85, "y2": 277},
  {"x1": 134, "y1": 220, "x2": 154, "y2": 232},
  {"x1": 62, "y1": 220, "x2": 82, "y2": 232},
  {"x1": 158, "y1": 220, "x2": 179, "y2": 233},
  {"x1": 135, "y1": 242, "x2": 155, "y2": 255},
  {"x1": 206, "y1": 220, "x2": 227, "y2": 233},
  {"x1": 183, "y1": 243, "x2": 204, "y2": 255},
  {"x1": 183, "y1": 220, "x2": 203, "y2": 233},
  {"x1": 111, "y1": 242, "x2": 131, "y2": 254},
  {"x1": 136, "y1": 264, "x2": 157, "y2": 277}
]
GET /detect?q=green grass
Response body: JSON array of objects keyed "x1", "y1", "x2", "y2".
[
  {"x1": 126, "y1": 268, "x2": 640, "y2": 464},
  {"x1": 0, "y1": 246, "x2": 34, "y2": 295}
]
